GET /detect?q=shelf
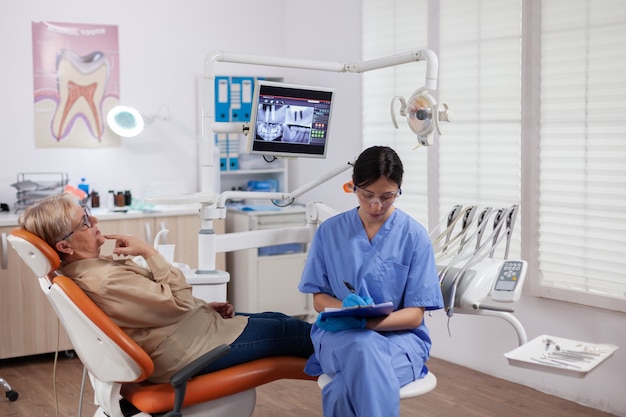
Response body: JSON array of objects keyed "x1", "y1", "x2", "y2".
[
  {"x1": 221, "y1": 168, "x2": 285, "y2": 175},
  {"x1": 504, "y1": 334, "x2": 619, "y2": 378}
]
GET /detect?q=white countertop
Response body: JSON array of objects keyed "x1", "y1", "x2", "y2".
[{"x1": 0, "y1": 204, "x2": 202, "y2": 227}]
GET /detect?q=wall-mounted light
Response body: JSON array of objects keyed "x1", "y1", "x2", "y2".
[{"x1": 106, "y1": 105, "x2": 145, "y2": 137}]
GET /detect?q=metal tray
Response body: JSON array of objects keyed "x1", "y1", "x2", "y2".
[{"x1": 504, "y1": 334, "x2": 618, "y2": 378}]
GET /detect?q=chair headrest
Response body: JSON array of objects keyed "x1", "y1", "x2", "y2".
[{"x1": 7, "y1": 228, "x2": 61, "y2": 278}]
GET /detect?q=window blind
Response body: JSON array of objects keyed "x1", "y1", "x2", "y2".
[
  {"x1": 363, "y1": 0, "x2": 522, "y2": 259},
  {"x1": 538, "y1": 0, "x2": 626, "y2": 305},
  {"x1": 363, "y1": 0, "x2": 626, "y2": 311},
  {"x1": 362, "y1": 0, "x2": 429, "y2": 226},
  {"x1": 438, "y1": 0, "x2": 522, "y2": 259}
]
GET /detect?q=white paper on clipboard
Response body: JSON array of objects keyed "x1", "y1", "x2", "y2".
[{"x1": 320, "y1": 302, "x2": 394, "y2": 319}]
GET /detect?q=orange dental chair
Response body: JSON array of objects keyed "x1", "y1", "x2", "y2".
[{"x1": 7, "y1": 228, "x2": 315, "y2": 417}]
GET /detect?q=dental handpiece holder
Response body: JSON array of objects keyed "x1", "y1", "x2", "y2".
[
  {"x1": 439, "y1": 257, "x2": 528, "y2": 346},
  {"x1": 439, "y1": 258, "x2": 527, "y2": 313}
]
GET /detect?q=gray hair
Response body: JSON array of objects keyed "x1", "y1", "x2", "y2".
[{"x1": 18, "y1": 193, "x2": 79, "y2": 249}]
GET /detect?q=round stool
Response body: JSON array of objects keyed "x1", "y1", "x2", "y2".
[{"x1": 317, "y1": 371, "x2": 437, "y2": 399}]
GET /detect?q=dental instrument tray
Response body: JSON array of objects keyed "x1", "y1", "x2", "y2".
[
  {"x1": 504, "y1": 334, "x2": 618, "y2": 378},
  {"x1": 12, "y1": 172, "x2": 69, "y2": 213},
  {"x1": 320, "y1": 302, "x2": 394, "y2": 319}
]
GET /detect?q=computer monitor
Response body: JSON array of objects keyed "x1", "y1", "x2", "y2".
[{"x1": 248, "y1": 80, "x2": 334, "y2": 158}]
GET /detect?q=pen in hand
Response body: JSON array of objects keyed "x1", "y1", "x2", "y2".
[
  {"x1": 344, "y1": 280, "x2": 357, "y2": 294},
  {"x1": 342, "y1": 280, "x2": 375, "y2": 309}
]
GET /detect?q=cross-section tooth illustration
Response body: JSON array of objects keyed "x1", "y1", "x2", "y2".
[{"x1": 52, "y1": 49, "x2": 109, "y2": 141}]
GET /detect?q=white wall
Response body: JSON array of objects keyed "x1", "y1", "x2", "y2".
[
  {"x1": 0, "y1": 0, "x2": 362, "y2": 212},
  {"x1": 2, "y1": 1, "x2": 624, "y2": 416}
]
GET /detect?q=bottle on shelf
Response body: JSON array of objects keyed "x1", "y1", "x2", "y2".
[
  {"x1": 124, "y1": 190, "x2": 132, "y2": 206},
  {"x1": 91, "y1": 191, "x2": 100, "y2": 208},
  {"x1": 115, "y1": 191, "x2": 126, "y2": 207},
  {"x1": 107, "y1": 190, "x2": 115, "y2": 209},
  {"x1": 78, "y1": 178, "x2": 90, "y2": 195}
]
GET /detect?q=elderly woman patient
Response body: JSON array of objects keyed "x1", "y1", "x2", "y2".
[{"x1": 19, "y1": 193, "x2": 313, "y2": 383}]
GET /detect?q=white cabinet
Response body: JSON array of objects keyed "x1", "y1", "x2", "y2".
[
  {"x1": 0, "y1": 226, "x2": 73, "y2": 359},
  {"x1": 225, "y1": 206, "x2": 311, "y2": 317},
  {"x1": 97, "y1": 213, "x2": 225, "y2": 271}
]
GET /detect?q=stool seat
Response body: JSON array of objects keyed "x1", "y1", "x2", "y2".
[{"x1": 317, "y1": 371, "x2": 437, "y2": 399}]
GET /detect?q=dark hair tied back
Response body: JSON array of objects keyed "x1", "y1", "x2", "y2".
[{"x1": 352, "y1": 146, "x2": 404, "y2": 189}]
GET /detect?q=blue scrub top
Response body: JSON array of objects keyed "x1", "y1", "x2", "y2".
[{"x1": 299, "y1": 207, "x2": 444, "y2": 342}]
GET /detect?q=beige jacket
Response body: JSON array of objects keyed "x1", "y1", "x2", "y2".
[{"x1": 61, "y1": 253, "x2": 248, "y2": 383}]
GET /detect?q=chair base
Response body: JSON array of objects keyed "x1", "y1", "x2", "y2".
[
  {"x1": 161, "y1": 389, "x2": 256, "y2": 417},
  {"x1": 92, "y1": 389, "x2": 256, "y2": 417},
  {"x1": 1, "y1": 377, "x2": 19, "y2": 401}
]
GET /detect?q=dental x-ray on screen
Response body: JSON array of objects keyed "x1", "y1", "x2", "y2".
[{"x1": 247, "y1": 80, "x2": 334, "y2": 158}]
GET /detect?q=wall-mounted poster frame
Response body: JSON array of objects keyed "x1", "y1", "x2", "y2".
[{"x1": 32, "y1": 21, "x2": 121, "y2": 148}]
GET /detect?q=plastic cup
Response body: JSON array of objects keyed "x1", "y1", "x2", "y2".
[{"x1": 157, "y1": 244, "x2": 175, "y2": 264}]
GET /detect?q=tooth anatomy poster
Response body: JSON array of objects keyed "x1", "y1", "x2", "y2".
[{"x1": 32, "y1": 21, "x2": 121, "y2": 148}]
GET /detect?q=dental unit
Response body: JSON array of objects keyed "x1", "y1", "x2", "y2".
[
  {"x1": 145, "y1": 48, "x2": 619, "y2": 384},
  {"x1": 145, "y1": 49, "x2": 532, "y2": 349}
]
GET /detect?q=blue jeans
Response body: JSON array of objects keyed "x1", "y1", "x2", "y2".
[{"x1": 199, "y1": 312, "x2": 313, "y2": 374}]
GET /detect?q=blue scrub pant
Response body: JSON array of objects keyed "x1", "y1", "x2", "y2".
[
  {"x1": 199, "y1": 312, "x2": 313, "y2": 374},
  {"x1": 314, "y1": 327, "x2": 421, "y2": 417}
]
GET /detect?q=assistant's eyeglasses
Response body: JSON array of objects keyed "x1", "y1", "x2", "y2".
[
  {"x1": 58, "y1": 206, "x2": 93, "y2": 242},
  {"x1": 354, "y1": 186, "x2": 401, "y2": 208}
]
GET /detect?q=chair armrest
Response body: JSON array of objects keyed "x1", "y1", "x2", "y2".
[{"x1": 164, "y1": 344, "x2": 231, "y2": 417}]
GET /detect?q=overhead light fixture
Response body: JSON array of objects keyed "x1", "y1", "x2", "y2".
[
  {"x1": 107, "y1": 105, "x2": 145, "y2": 137},
  {"x1": 390, "y1": 87, "x2": 452, "y2": 148}
]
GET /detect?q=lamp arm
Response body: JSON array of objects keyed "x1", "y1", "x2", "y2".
[
  {"x1": 215, "y1": 159, "x2": 354, "y2": 208},
  {"x1": 286, "y1": 158, "x2": 355, "y2": 200},
  {"x1": 202, "y1": 49, "x2": 439, "y2": 196},
  {"x1": 205, "y1": 50, "x2": 346, "y2": 75},
  {"x1": 205, "y1": 49, "x2": 438, "y2": 86},
  {"x1": 350, "y1": 49, "x2": 438, "y2": 90}
]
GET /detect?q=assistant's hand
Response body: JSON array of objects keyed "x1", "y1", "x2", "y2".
[
  {"x1": 342, "y1": 293, "x2": 374, "y2": 308},
  {"x1": 105, "y1": 234, "x2": 158, "y2": 259},
  {"x1": 209, "y1": 301, "x2": 235, "y2": 318},
  {"x1": 315, "y1": 314, "x2": 366, "y2": 332}
]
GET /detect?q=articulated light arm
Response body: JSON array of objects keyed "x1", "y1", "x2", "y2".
[
  {"x1": 204, "y1": 49, "x2": 438, "y2": 82},
  {"x1": 196, "y1": 48, "x2": 440, "y2": 274},
  {"x1": 349, "y1": 49, "x2": 438, "y2": 90},
  {"x1": 202, "y1": 49, "x2": 440, "y2": 196},
  {"x1": 215, "y1": 159, "x2": 354, "y2": 209}
]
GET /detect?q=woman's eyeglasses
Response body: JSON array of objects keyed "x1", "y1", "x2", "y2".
[
  {"x1": 355, "y1": 186, "x2": 401, "y2": 208},
  {"x1": 58, "y1": 206, "x2": 93, "y2": 242}
]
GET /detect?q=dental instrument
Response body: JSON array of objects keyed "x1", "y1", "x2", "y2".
[
  {"x1": 474, "y1": 206, "x2": 493, "y2": 250},
  {"x1": 436, "y1": 205, "x2": 526, "y2": 321}
]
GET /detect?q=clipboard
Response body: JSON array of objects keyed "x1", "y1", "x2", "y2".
[{"x1": 319, "y1": 302, "x2": 394, "y2": 319}]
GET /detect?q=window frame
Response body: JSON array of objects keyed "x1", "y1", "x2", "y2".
[{"x1": 362, "y1": 0, "x2": 626, "y2": 313}]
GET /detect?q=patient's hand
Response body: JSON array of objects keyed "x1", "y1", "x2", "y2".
[
  {"x1": 105, "y1": 234, "x2": 158, "y2": 259},
  {"x1": 210, "y1": 301, "x2": 234, "y2": 319}
]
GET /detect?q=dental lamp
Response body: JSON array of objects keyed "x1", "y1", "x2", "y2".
[
  {"x1": 199, "y1": 49, "x2": 448, "y2": 203},
  {"x1": 391, "y1": 88, "x2": 452, "y2": 148},
  {"x1": 106, "y1": 105, "x2": 144, "y2": 137},
  {"x1": 145, "y1": 49, "x2": 450, "y2": 273},
  {"x1": 144, "y1": 48, "x2": 449, "y2": 276}
]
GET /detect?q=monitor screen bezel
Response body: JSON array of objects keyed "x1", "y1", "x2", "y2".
[{"x1": 247, "y1": 80, "x2": 334, "y2": 159}]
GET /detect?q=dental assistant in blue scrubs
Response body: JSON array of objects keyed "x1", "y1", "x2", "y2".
[{"x1": 298, "y1": 146, "x2": 444, "y2": 417}]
